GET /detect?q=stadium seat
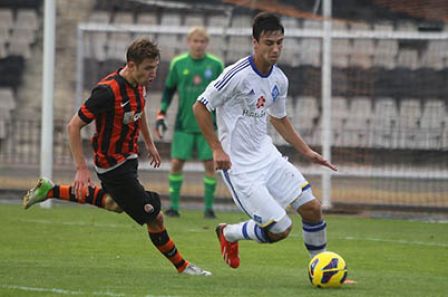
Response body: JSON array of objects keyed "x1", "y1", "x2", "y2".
[
  {"x1": 88, "y1": 11, "x2": 111, "y2": 23},
  {"x1": 15, "y1": 9, "x2": 39, "y2": 30},
  {"x1": 350, "y1": 21, "x2": 371, "y2": 31},
  {"x1": 0, "y1": 42, "x2": 7, "y2": 59},
  {"x1": 399, "y1": 99, "x2": 421, "y2": 128},
  {"x1": 0, "y1": 9, "x2": 14, "y2": 30},
  {"x1": 302, "y1": 20, "x2": 321, "y2": 29},
  {"x1": 160, "y1": 12, "x2": 182, "y2": 26},
  {"x1": 207, "y1": 14, "x2": 228, "y2": 27},
  {"x1": 106, "y1": 32, "x2": 132, "y2": 60},
  {"x1": 0, "y1": 119, "x2": 6, "y2": 140},
  {"x1": 332, "y1": 39, "x2": 350, "y2": 68},
  {"x1": 351, "y1": 38, "x2": 375, "y2": 67},
  {"x1": 157, "y1": 35, "x2": 180, "y2": 61},
  {"x1": 330, "y1": 97, "x2": 348, "y2": 146},
  {"x1": 135, "y1": 12, "x2": 157, "y2": 40},
  {"x1": 10, "y1": 28, "x2": 35, "y2": 44},
  {"x1": 226, "y1": 36, "x2": 252, "y2": 63},
  {"x1": 230, "y1": 15, "x2": 251, "y2": 28},
  {"x1": 373, "y1": 21, "x2": 394, "y2": 32},
  {"x1": 0, "y1": 87, "x2": 15, "y2": 111},
  {"x1": 136, "y1": 12, "x2": 157, "y2": 25},
  {"x1": 420, "y1": 40, "x2": 448, "y2": 70},
  {"x1": 208, "y1": 35, "x2": 225, "y2": 60},
  {"x1": 343, "y1": 97, "x2": 372, "y2": 147},
  {"x1": 292, "y1": 96, "x2": 318, "y2": 145},
  {"x1": 396, "y1": 21, "x2": 417, "y2": 32},
  {"x1": 333, "y1": 20, "x2": 348, "y2": 30},
  {"x1": 184, "y1": 14, "x2": 205, "y2": 27},
  {"x1": 373, "y1": 40, "x2": 398, "y2": 69},
  {"x1": 84, "y1": 32, "x2": 107, "y2": 61},
  {"x1": 420, "y1": 99, "x2": 446, "y2": 129},
  {"x1": 0, "y1": 26, "x2": 10, "y2": 43},
  {"x1": 281, "y1": 16, "x2": 301, "y2": 30},
  {"x1": 279, "y1": 37, "x2": 300, "y2": 67},
  {"x1": 332, "y1": 96, "x2": 349, "y2": 118},
  {"x1": 8, "y1": 40, "x2": 32, "y2": 59},
  {"x1": 295, "y1": 96, "x2": 319, "y2": 132},
  {"x1": 158, "y1": 12, "x2": 183, "y2": 59},
  {"x1": 82, "y1": 58, "x2": 101, "y2": 89},
  {"x1": 371, "y1": 97, "x2": 399, "y2": 147},
  {"x1": 397, "y1": 49, "x2": 419, "y2": 69},
  {"x1": 0, "y1": 107, "x2": 10, "y2": 121},
  {"x1": 397, "y1": 99, "x2": 421, "y2": 148},
  {"x1": 113, "y1": 12, "x2": 134, "y2": 24},
  {"x1": 299, "y1": 38, "x2": 321, "y2": 66}
]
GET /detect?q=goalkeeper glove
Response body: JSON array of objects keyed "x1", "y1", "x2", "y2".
[{"x1": 155, "y1": 111, "x2": 167, "y2": 139}]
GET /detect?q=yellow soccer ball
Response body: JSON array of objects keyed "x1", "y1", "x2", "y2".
[{"x1": 308, "y1": 251, "x2": 348, "y2": 288}]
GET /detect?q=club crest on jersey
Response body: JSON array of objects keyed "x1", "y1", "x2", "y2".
[
  {"x1": 256, "y1": 96, "x2": 265, "y2": 108},
  {"x1": 272, "y1": 85, "x2": 280, "y2": 102},
  {"x1": 123, "y1": 111, "x2": 142, "y2": 124}
]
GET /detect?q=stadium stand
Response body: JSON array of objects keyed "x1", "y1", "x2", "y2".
[{"x1": 2, "y1": 0, "x2": 448, "y2": 153}]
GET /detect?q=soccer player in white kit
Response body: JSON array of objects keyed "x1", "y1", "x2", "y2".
[{"x1": 193, "y1": 12, "x2": 337, "y2": 269}]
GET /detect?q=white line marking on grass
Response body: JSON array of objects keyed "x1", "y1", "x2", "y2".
[
  {"x1": 17, "y1": 218, "x2": 130, "y2": 229},
  {"x1": 288, "y1": 233, "x2": 448, "y2": 247},
  {"x1": 144, "y1": 295, "x2": 181, "y2": 297},
  {"x1": 342, "y1": 236, "x2": 448, "y2": 248},
  {"x1": 1, "y1": 285, "x2": 125, "y2": 296}
]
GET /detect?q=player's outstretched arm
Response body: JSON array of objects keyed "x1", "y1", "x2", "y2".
[
  {"x1": 67, "y1": 114, "x2": 93, "y2": 198},
  {"x1": 193, "y1": 101, "x2": 231, "y2": 170},
  {"x1": 155, "y1": 86, "x2": 176, "y2": 139},
  {"x1": 140, "y1": 110, "x2": 161, "y2": 168},
  {"x1": 270, "y1": 116, "x2": 337, "y2": 171}
]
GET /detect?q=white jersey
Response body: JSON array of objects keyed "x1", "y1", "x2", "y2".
[{"x1": 198, "y1": 56, "x2": 289, "y2": 174}]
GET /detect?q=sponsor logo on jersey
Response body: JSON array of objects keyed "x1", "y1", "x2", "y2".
[
  {"x1": 242, "y1": 109, "x2": 265, "y2": 118},
  {"x1": 272, "y1": 85, "x2": 280, "y2": 102},
  {"x1": 204, "y1": 68, "x2": 213, "y2": 79},
  {"x1": 193, "y1": 74, "x2": 202, "y2": 85},
  {"x1": 123, "y1": 111, "x2": 142, "y2": 124}
]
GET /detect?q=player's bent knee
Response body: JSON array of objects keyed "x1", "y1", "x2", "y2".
[
  {"x1": 299, "y1": 198, "x2": 323, "y2": 222},
  {"x1": 104, "y1": 196, "x2": 123, "y2": 213},
  {"x1": 266, "y1": 226, "x2": 291, "y2": 242},
  {"x1": 142, "y1": 191, "x2": 162, "y2": 223},
  {"x1": 266, "y1": 215, "x2": 292, "y2": 242}
]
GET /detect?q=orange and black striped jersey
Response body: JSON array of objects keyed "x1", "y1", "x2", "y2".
[{"x1": 78, "y1": 69, "x2": 146, "y2": 169}]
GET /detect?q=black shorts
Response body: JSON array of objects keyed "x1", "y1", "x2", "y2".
[{"x1": 97, "y1": 159, "x2": 161, "y2": 225}]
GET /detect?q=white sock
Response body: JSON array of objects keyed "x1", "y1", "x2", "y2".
[
  {"x1": 223, "y1": 220, "x2": 270, "y2": 243},
  {"x1": 302, "y1": 220, "x2": 327, "y2": 257}
]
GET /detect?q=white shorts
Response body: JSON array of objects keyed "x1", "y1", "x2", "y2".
[{"x1": 221, "y1": 155, "x2": 314, "y2": 227}]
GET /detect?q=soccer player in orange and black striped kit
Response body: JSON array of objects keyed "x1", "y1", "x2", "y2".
[{"x1": 22, "y1": 38, "x2": 211, "y2": 276}]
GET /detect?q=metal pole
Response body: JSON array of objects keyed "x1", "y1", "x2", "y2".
[
  {"x1": 40, "y1": 0, "x2": 56, "y2": 208},
  {"x1": 321, "y1": 0, "x2": 333, "y2": 209},
  {"x1": 75, "y1": 26, "x2": 84, "y2": 110}
]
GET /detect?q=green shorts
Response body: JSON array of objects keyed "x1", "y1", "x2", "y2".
[{"x1": 171, "y1": 131, "x2": 213, "y2": 161}]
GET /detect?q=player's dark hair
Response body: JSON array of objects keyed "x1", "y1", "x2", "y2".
[
  {"x1": 252, "y1": 12, "x2": 284, "y2": 41},
  {"x1": 126, "y1": 38, "x2": 160, "y2": 65}
]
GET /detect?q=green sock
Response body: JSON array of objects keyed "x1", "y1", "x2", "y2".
[
  {"x1": 203, "y1": 176, "x2": 217, "y2": 211},
  {"x1": 168, "y1": 173, "x2": 183, "y2": 211}
]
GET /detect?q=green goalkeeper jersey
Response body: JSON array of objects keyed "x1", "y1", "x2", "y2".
[{"x1": 161, "y1": 53, "x2": 224, "y2": 133}]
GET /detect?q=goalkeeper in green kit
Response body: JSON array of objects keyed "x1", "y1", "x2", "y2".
[{"x1": 155, "y1": 27, "x2": 224, "y2": 218}]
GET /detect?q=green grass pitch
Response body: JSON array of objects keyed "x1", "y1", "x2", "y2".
[{"x1": 1, "y1": 203, "x2": 447, "y2": 297}]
